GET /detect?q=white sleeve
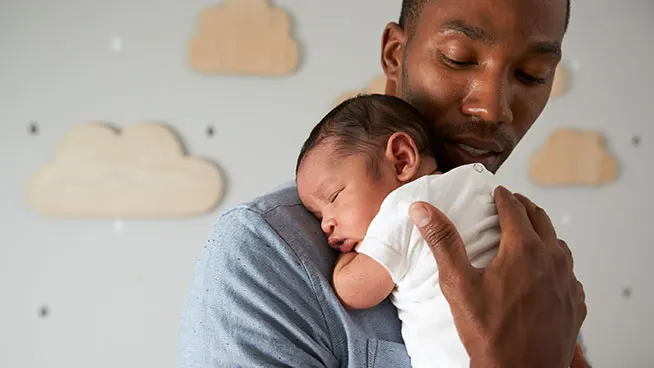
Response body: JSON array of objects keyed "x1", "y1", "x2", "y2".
[{"x1": 356, "y1": 190, "x2": 416, "y2": 284}]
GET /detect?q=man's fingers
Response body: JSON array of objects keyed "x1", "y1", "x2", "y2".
[
  {"x1": 494, "y1": 186, "x2": 535, "y2": 238},
  {"x1": 558, "y1": 239, "x2": 574, "y2": 268},
  {"x1": 514, "y1": 193, "x2": 558, "y2": 245},
  {"x1": 493, "y1": 186, "x2": 539, "y2": 262},
  {"x1": 409, "y1": 202, "x2": 473, "y2": 284},
  {"x1": 576, "y1": 280, "x2": 588, "y2": 323},
  {"x1": 560, "y1": 238, "x2": 587, "y2": 327}
]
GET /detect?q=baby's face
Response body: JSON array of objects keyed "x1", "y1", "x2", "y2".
[{"x1": 297, "y1": 143, "x2": 401, "y2": 253}]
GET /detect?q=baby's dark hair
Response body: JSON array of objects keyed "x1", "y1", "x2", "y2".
[{"x1": 296, "y1": 94, "x2": 437, "y2": 178}]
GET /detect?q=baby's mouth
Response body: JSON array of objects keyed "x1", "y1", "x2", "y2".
[
  {"x1": 340, "y1": 239, "x2": 358, "y2": 253},
  {"x1": 328, "y1": 236, "x2": 359, "y2": 253}
]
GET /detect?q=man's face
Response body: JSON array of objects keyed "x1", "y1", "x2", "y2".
[{"x1": 382, "y1": 0, "x2": 567, "y2": 173}]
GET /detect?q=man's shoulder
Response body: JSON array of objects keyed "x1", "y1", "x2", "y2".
[
  {"x1": 237, "y1": 180, "x2": 303, "y2": 215},
  {"x1": 213, "y1": 180, "x2": 306, "y2": 231},
  {"x1": 182, "y1": 182, "x2": 412, "y2": 368},
  {"x1": 208, "y1": 179, "x2": 335, "y2": 274}
]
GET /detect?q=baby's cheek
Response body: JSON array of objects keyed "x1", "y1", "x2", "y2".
[{"x1": 356, "y1": 206, "x2": 380, "y2": 237}]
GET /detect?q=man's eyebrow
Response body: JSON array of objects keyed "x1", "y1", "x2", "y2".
[
  {"x1": 441, "y1": 20, "x2": 562, "y2": 58},
  {"x1": 441, "y1": 20, "x2": 492, "y2": 43},
  {"x1": 529, "y1": 41, "x2": 562, "y2": 58}
]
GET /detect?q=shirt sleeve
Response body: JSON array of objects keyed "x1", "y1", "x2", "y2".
[
  {"x1": 178, "y1": 207, "x2": 338, "y2": 368},
  {"x1": 356, "y1": 191, "x2": 416, "y2": 283}
]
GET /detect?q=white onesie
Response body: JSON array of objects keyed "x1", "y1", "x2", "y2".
[{"x1": 356, "y1": 162, "x2": 501, "y2": 368}]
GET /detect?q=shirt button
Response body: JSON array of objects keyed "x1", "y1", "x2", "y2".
[{"x1": 473, "y1": 163, "x2": 485, "y2": 173}]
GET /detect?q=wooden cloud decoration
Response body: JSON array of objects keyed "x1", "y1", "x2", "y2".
[
  {"x1": 27, "y1": 122, "x2": 225, "y2": 218},
  {"x1": 188, "y1": 0, "x2": 300, "y2": 76},
  {"x1": 334, "y1": 74, "x2": 387, "y2": 106},
  {"x1": 550, "y1": 63, "x2": 570, "y2": 99},
  {"x1": 529, "y1": 128, "x2": 619, "y2": 187}
]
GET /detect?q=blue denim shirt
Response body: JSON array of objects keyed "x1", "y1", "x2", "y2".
[
  {"x1": 178, "y1": 181, "x2": 587, "y2": 367},
  {"x1": 178, "y1": 181, "x2": 412, "y2": 367}
]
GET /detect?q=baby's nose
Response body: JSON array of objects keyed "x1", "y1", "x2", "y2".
[{"x1": 321, "y1": 218, "x2": 335, "y2": 235}]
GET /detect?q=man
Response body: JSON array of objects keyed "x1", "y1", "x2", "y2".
[{"x1": 178, "y1": 0, "x2": 588, "y2": 367}]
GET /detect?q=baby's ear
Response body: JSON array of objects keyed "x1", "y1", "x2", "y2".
[{"x1": 385, "y1": 132, "x2": 420, "y2": 182}]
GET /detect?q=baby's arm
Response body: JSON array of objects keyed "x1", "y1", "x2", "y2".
[{"x1": 332, "y1": 251, "x2": 395, "y2": 310}]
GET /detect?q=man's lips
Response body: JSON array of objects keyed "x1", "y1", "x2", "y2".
[
  {"x1": 442, "y1": 140, "x2": 503, "y2": 170},
  {"x1": 451, "y1": 136, "x2": 504, "y2": 154},
  {"x1": 456, "y1": 143, "x2": 496, "y2": 156}
]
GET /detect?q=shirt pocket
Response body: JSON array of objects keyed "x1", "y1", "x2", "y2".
[{"x1": 366, "y1": 339, "x2": 412, "y2": 368}]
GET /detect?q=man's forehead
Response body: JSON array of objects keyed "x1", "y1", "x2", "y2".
[{"x1": 417, "y1": 0, "x2": 567, "y2": 41}]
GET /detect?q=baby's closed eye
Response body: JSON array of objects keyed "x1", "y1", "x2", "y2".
[{"x1": 329, "y1": 188, "x2": 344, "y2": 203}]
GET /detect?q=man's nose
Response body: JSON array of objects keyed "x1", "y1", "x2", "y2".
[{"x1": 461, "y1": 72, "x2": 514, "y2": 124}]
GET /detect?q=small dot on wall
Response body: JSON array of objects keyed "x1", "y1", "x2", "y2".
[
  {"x1": 28, "y1": 122, "x2": 39, "y2": 136},
  {"x1": 206, "y1": 125, "x2": 215, "y2": 137},
  {"x1": 622, "y1": 287, "x2": 632, "y2": 299},
  {"x1": 561, "y1": 214, "x2": 572, "y2": 225},
  {"x1": 113, "y1": 220, "x2": 125, "y2": 233},
  {"x1": 632, "y1": 135, "x2": 641, "y2": 147},
  {"x1": 38, "y1": 305, "x2": 49, "y2": 319},
  {"x1": 111, "y1": 37, "x2": 123, "y2": 51},
  {"x1": 570, "y1": 60, "x2": 582, "y2": 71}
]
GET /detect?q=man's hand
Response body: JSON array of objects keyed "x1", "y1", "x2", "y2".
[{"x1": 409, "y1": 186, "x2": 587, "y2": 368}]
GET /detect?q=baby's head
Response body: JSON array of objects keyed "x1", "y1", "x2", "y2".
[{"x1": 296, "y1": 94, "x2": 438, "y2": 252}]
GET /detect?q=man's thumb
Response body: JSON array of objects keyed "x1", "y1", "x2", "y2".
[{"x1": 409, "y1": 202, "x2": 472, "y2": 278}]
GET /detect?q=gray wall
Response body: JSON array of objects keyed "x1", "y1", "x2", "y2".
[{"x1": 1, "y1": 0, "x2": 652, "y2": 367}]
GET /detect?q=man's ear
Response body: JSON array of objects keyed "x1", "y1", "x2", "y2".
[
  {"x1": 381, "y1": 22, "x2": 407, "y2": 96},
  {"x1": 384, "y1": 132, "x2": 420, "y2": 182}
]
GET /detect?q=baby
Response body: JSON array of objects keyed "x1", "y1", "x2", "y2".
[
  {"x1": 296, "y1": 94, "x2": 589, "y2": 368},
  {"x1": 295, "y1": 93, "x2": 500, "y2": 367}
]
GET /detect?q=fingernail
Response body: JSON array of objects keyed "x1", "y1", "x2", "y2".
[{"x1": 409, "y1": 203, "x2": 431, "y2": 227}]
